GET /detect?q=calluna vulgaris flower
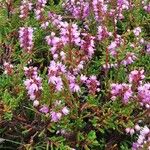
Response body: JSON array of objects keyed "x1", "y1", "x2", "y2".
[
  {"x1": 121, "y1": 52, "x2": 137, "y2": 66},
  {"x1": 133, "y1": 27, "x2": 142, "y2": 36},
  {"x1": 111, "y1": 83, "x2": 133, "y2": 103},
  {"x1": 97, "y1": 25, "x2": 112, "y2": 41},
  {"x1": 92, "y1": 0, "x2": 108, "y2": 22},
  {"x1": 138, "y1": 83, "x2": 150, "y2": 108},
  {"x1": 50, "y1": 101, "x2": 69, "y2": 122},
  {"x1": 48, "y1": 61, "x2": 66, "y2": 92},
  {"x1": 132, "y1": 126, "x2": 150, "y2": 150},
  {"x1": 86, "y1": 76, "x2": 100, "y2": 95},
  {"x1": 19, "y1": 0, "x2": 32, "y2": 19},
  {"x1": 19, "y1": 27, "x2": 34, "y2": 52},
  {"x1": 24, "y1": 66, "x2": 42, "y2": 102},
  {"x1": 108, "y1": 35, "x2": 123, "y2": 57},
  {"x1": 63, "y1": 0, "x2": 90, "y2": 19},
  {"x1": 60, "y1": 22, "x2": 81, "y2": 46},
  {"x1": 128, "y1": 70, "x2": 145, "y2": 85},
  {"x1": 81, "y1": 33, "x2": 95, "y2": 59},
  {"x1": 34, "y1": 0, "x2": 47, "y2": 20}
]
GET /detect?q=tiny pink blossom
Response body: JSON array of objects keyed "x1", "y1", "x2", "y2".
[{"x1": 62, "y1": 107, "x2": 69, "y2": 115}]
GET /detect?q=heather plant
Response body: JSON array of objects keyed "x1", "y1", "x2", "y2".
[{"x1": 0, "y1": 0, "x2": 150, "y2": 150}]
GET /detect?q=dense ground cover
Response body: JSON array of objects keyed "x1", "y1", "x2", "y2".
[{"x1": 0, "y1": 0, "x2": 150, "y2": 149}]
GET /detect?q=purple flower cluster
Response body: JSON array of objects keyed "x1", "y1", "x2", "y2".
[
  {"x1": 128, "y1": 70, "x2": 145, "y2": 85},
  {"x1": 60, "y1": 22, "x2": 81, "y2": 46},
  {"x1": 24, "y1": 66, "x2": 42, "y2": 105},
  {"x1": 133, "y1": 27, "x2": 142, "y2": 37},
  {"x1": 143, "y1": 1, "x2": 150, "y2": 13},
  {"x1": 45, "y1": 20, "x2": 100, "y2": 95},
  {"x1": 41, "y1": 12, "x2": 63, "y2": 29},
  {"x1": 132, "y1": 126, "x2": 150, "y2": 150},
  {"x1": 108, "y1": 35, "x2": 123, "y2": 57},
  {"x1": 138, "y1": 83, "x2": 150, "y2": 108},
  {"x1": 16, "y1": 1, "x2": 149, "y2": 147},
  {"x1": 19, "y1": 27, "x2": 34, "y2": 53},
  {"x1": 81, "y1": 33, "x2": 95, "y2": 59},
  {"x1": 19, "y1": 0, "x2": 32, "y2": 19},
  {"x1": 86, "y1": 76, "x2": 100, "y2": 95},
  {"x1": 116, "y1": 0, "x2": 129, "y2": 19},
  {"x1": 97, "y1": 25, "x2": 112, "y2": 41},
  {"x1": 110, "y1": 69, "x2": 150, "y2": 109},
  {"x1": 39, "y1": 100, "x2": 69, "y2": 122},
  {"x1": 110, "y1": 83, "x2": 133, "y2": 103},
  {"x1": 48, "y1": 61, "x2": 66, "y2": 92},
  {"x1": 34, "y1": 0, "x2": 47, "y2": 20},
  {"x1": 63, "y1": 0, "x2": 90, "y2": 19},
  {"x1": 92, "y1": 0, "x2": 108, "y2": 22},
  {"x1": 121, "y1": 52, "x2": 137, "y2": 66}
]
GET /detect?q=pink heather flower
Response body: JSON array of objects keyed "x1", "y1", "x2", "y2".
[
  {"x1": 45, "y1": 32, "x2": 60, "y2": 46},
  {"x1": 132, "y1": 125, "x2": 150, "y2": 149},
  {"x1": 48, "y1": 61, "x2": 66, "y2": 74},
  {"x1": 140, "y1": 126, "x2": 150, "y2": 136},
  {"x1": 60, "y1": 51, "x2": 66, "y2": 60},
  {"x1": 86, "y1": 76, "x2": 100, "y2": 95},
  {"x1": 47, "y1": 12, "x2": 63, "y2": 28},
  {"x1": 48, "y1": 61, "x2": 66, "y2": 92},
  {"x1": 34, "y1": 9, "x2": 43, "y2": 20},
  {"x1": 19, "y1": 27, "x2": 34, "y2": 52},
  {"x1": 92, "y1": 0, "x2": 108, "y2": 22},
  {"x1": 81, "y1": 33, "x2": 95, "y2": 59},
  {"x1": 97, "y1": 26, "x2": 112, "y2": 41},
  {"x1": 38, "y1": 0, "x2": 47, "y2": 7},
  {"x1": 3, "y1": 62, "x2": 13, "y2": 75},
  {"x1": 128, "y1": 70, "x2": 145, "y2": 84},
  {"x1": 19, "y1": 0, "x2": 32, "y2": 19},
  {"x1": 80, "y1": 74, "x2": 88, "y2": 83},
  {"x1": 40, "y1": 105, "x2": 49, "y2": 114},
  {"x1": 45, "y1": 33, "x2": 64, "y2": 56},
  {"x1": 135, "y1": 124, "x2": 141, "y2": 131},
  {"x1": 137, "y1": 135, "x2": 145, "y2": 144},
  {"x1": 117, "y1": 0, "x2": 129, "y2": 19},
  {"x1": 111, "y1": 83, "x2": 133, "y2": 103},
  {"x1": 48, "y1": 76, "x2": 63, "y2": 92},
  {"x1": 108, "y1": 39, "x2": 119, "y2": 56},
  {"x1": 41, "y1": 11, "x2": 63, "y2": 29},
  {"x1": 133, "y1": 27, "x2": 141, "y2": 36},
  {"x1": 121, "y1": 52, "x2": 137, "y2": 66},
  {"x1": 63, "y1": 0, "x2": 90, "y2": 19},
  {"x1": 33, "y1": 100, "x2": 39, "y2": 107},
  {"x1": 62, "y1": 107, "x2": 69, "y2": 115},
  {"x1": 117, "y1": 0, "x2": 129, "y2": 9},
  {"x1": 143, "y1": 3, "x2": 150, "y2": 13},
  {"x1": 34, "y1": 0, "x2": 47, "y2": 20},
  {"x1": 69, "y1": 83, "x2": 81, "y2": 93},
  {"x1": 138, "y1": 83, "x2": 150, "y2": 106},
  {"x1": 41, "y1": 21, "x2": 49, "y2": 29},
  {"x1": 130, "y1": 129, "x2": 135, "y2": 135},
  {"x1": 125, "y1": 128, "x2": 131, "y2": 133},
  {"x1": 24, "y1": 67, "x2": 42, "y2": 101},
  {"x1": 66, "y1": 73, "x2": 81, "y2": 93},
  {"x1": 103, "y1": 63, "x2": 118, "y2": 70},
  {"x1": 24, "y1": 66, "x2": 38, "y2": 78},
  {"x1": 108, "y1": 36, "x2": 123, "y2": 57},
  {"x1": 60, "y1": 22, "x2": 81, "y2": 46},
  {"x1": 50, "y1": 111, "x2": 62, "y2": 122}
]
